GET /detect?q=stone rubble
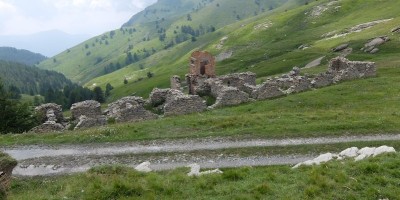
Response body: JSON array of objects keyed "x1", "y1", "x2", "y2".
[
  {"x1": 164, "y1": 90, "x2": 207, "y2": 116},
  {"x1": 293, "y1": 145, "x2": 396, "y2": 168},
  {"x1": 361, "y1": 36, "x2": 390, "y2": 54},
  {"x1": 187, "y1": 163, "x2": 223, "y2": 176},
  {"x1": 71, "y1": 100, "x2": 102, "y2": 119}
]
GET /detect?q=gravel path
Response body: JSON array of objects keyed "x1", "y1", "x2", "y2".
[{"x1": 3, "y1": 134, "x2": 399, "y2": 176}]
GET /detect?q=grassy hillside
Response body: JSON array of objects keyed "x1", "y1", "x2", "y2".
[
  {"x1": 0, "y1": 47, "x2": 46, "y2": 66},
  {"x1": 38, "y1": 0, "x2": 290, "y2": 85},
  {"x1": 86, "y1": 0, "x2": 400, "y2": 102}
]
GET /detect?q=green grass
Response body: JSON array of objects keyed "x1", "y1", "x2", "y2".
[{"x1": 8, "y1": 153, "x2": 400, "y2": 200}]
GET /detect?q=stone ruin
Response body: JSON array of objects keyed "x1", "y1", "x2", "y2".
[
  {"x1": 30, "y1": 103, "x2": 65, "y2": 133},
  {"x1": 105, "y1": 96, "x2": 158, "y2": 123},
  {"x1": 186, "y1": 51, "x2": 216, "y2": 95},
  {"x1": 29, "y1": 53, "x2": 376, "y2": 134}
]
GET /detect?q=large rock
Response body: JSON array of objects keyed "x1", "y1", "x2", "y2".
[
  {"x1": 164, "y1": 93, "x2": 207, "y2": 116},
  {"x1": 34, "y1": 103, "x2": 64, "y2": 123},
  {"x1": 332, "y1": 43, "x2": 349, "y2": 52},
  {"x1": 71, "y1": 100, "x2": 102, "y2": 119},
  {"x1": 74, "y1": 115, "x2": 107, "y2": 130}
]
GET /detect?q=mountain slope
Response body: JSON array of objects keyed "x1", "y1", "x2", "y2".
[
  {"x1": 0, "y1": 47, "x2": 47, "y2": 66},
  {"x1": 39, "y1": 0, "x2": 400, "y2": 103},
  {"x1": 85, "y1": 0, "x2": 400, "y2": 101},
  {"x1": 38, "y1": 0, "x2": 290, "y2": 84}
]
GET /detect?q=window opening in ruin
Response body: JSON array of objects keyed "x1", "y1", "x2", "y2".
[{"x1": 200, "y1": 60, "x2": 208, "y2": 75}]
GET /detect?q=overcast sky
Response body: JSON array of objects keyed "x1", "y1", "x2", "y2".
[{"x1": 0, "y1": 0, "x2": 157, "y2": 36}]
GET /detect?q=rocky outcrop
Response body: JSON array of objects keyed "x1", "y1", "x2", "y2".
[
  {"x1": 164, "y1": 91, "x2": 207, "y2": 116},
  {"x1": 107, "y1": 96, "x2": 157, "y2": 123},
  {"x1": 71, "y1": 100, "x2": 102, "y2": 119},
  {"x1": 392, "y1": 26, "x2": 400, "y2": 33}
]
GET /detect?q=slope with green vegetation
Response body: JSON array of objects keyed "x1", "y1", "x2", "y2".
[
  {"x1": 79, "y1": 0, "x2": 400, "y2": 102},
  {"x1": 38, "y1": 0, "x2": 291, "y2": 84},
  {"x1": 0, "y1": 47, "x2": 46, "y2": 66}
]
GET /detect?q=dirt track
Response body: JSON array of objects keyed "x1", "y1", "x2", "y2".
[{"x1": 3, "y1": 134, "x2": 399, "y2": 176}]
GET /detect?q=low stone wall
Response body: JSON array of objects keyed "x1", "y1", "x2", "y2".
[
  {"x1": 107, "y1": 96, "x2": 157, "y2": 123},
  {"x1": 211, "y1": 87, "x2": 250, "y2": 108},
  {"x1": 164, "y1": 92, "x2": 207, "y2": 116},
  {"x1": 75, "y1": 115, "x2": 107, "y2": 130},
  {"x1": 71, "y1": 100, "x2": 102, "y2": 119}
]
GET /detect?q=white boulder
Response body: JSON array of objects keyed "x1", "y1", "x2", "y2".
[{"x1": 135, "y1": 161, "x2": 152, "y2": 173}]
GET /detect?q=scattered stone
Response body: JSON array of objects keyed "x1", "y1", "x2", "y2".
[
  {"x1": 332, "y1": 43, "x2": 349, "y2": 52},
  {"x1": 187, "y1": 163, "x2": 223, "y2": 176},
  {"x1": 135, "y1": 161, "x2": 152, "y2": 173},
  {"x1": 298, "y1": 44, "x2": 310, "y2": 50},
  {"x1": 370, "y1": 48, "x2": 379, "y2": 54},
  {"x1": 363, "y1": 36, "x2": 389, "y2": 54},
  {"x1": 293, "y1": 146, "x2": 396, "y2": 168},
  {"x1": 71, "y1": 100, "x2": 102, "y2": 119},
  {"x1": 293, "y1": 153, "x2": 335, "y2": 168},
  {"x1": 391, "y1": 26, "x2": 400, "y2": 33},
  {"x1": 339, "y1": 147, "x2": 359, "y2": 158}
]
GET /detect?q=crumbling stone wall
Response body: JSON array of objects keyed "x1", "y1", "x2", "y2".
[
  {"x1": 30, "y1": 103, "x2": 65, "y2": 133},
  {"x1": 71, "y1": 100, "x2": 106, "y2": 130},
  {"x1": 71, "y1": 100, "x2": 102, "y2": 119},
  {"x1": 34, "y1": 103, "x2": 64, "y2": 123},
  {"x1": 210, "y1": 87, "x2": 250, "y2": 108},
  {"x1": 107, "y1": 96, "x2": 157, "y2": 123},
  {"x1": 186, "y1": 51, "x2": 216, "y2": 94},
  {"x1": 147, "y1": 88, "x2": 171, "y2": 107},
  {"x1": 328, "y1": 57, "x2": 376, "y2": 82},
  {"x1": 164, "y1": 93, "x2": 207, "y2": 116},
  {"x1": 170, "y1": 75, "x2": 181, "y2": 90}
]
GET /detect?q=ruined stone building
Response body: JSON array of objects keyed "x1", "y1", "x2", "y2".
[{"x1": 186, "y1": 51, "x2": 216, "y2": 94}]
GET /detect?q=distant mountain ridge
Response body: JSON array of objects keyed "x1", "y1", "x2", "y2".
[
  {"x1": 0, "y1": 30, "x2": 91, "y2": 57},
  {"x1": 0, "y1": 47, "x2": 47, "y2": 66}
]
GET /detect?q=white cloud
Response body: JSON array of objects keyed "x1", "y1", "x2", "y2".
[{"x1": 0, "y1": 0, "x2": 157, "y2": 36}]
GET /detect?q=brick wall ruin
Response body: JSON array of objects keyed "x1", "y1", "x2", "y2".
[{"x1": 186, "y1": 51, "x2": 216, "y2": 94}]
